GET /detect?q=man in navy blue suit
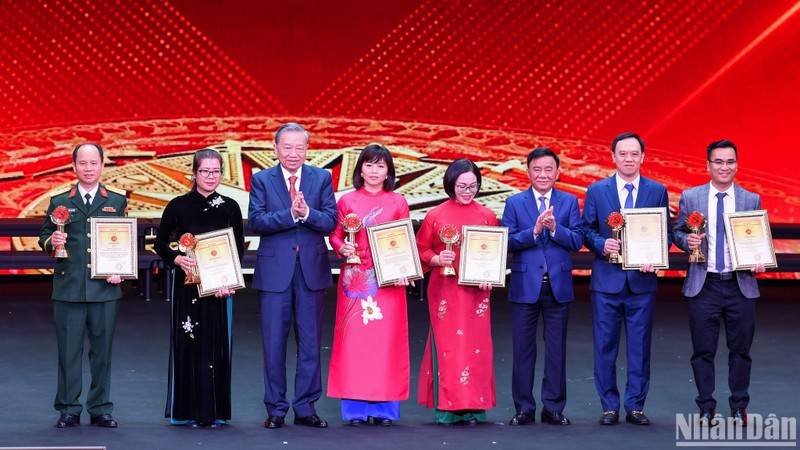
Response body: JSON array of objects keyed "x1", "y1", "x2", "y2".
[
  {"x1": 248, "y1": 123, "x2": 338, "y2": 429},
  {"x1": 502, "y1": 148, "x2": 583, "y2": 427},
  {"x1": 581, "y1": 132, "x2": 671, "y2": 426}
]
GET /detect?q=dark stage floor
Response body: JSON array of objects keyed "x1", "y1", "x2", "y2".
[{"x1": 0, "y1": 276, "x2": 798, "y2": 450}]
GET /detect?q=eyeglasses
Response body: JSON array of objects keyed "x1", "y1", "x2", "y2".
[
  {"x1": 455, "y1": 183, "x2": 479, "y2": 192},
  {"x1": 709, "y1": 159, "x2": 737, "y2": 168},
  {"x1": 198, "y1": 169, "x2": 222, "y2": 178}
]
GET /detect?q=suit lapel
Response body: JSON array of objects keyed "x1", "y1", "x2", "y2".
[
  {"x1": 522, "y1": 188, "x2": 539, "y2": 225},
  {"x1": 69, "y1": 184, "x2": 86, "y2": 213},
  {"x1": 695, "y1": 184, "x2": 710, "y2": 256},
  {"x1": 733, "y1": 184, "x2": 747, "y2": 212},
  {"x1": 605, "y1": 176, "x2": 622, "y2": 210},
  {"x1": 299, "y1": 165, "x2": 312, "y2": 195},
  {"x1": 550, "y1": 189, "x2": 562, "y2": 212},
  {"x1": 636, "y1": 178, "x2": 651, "y2": 207},
  {"x1": 270, "y1": 167, "x2": 292, "y2": 209}
]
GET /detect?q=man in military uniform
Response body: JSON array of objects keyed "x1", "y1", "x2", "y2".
[{"x1": 39, "y1": 143, "x2": 128, "y2": 428}]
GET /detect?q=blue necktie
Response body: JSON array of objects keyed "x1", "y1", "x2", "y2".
[
  {"x1": 716, "y1": 192, "x2": 726, "y2": 272},
  {"x1": 539, "y1": 196, "x2": 548, "y2": 272},
  {"x1": 624, "y1": 183, "x2": 634, "y2": 209}
]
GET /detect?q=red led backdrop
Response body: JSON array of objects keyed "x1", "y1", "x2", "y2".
[{"x1": 1, "y1": 0, "x2": 799, "y2": 229}]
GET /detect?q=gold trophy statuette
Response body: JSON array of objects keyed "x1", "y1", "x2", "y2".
[
  {"x1": 605, "y1": 212, "x2": 625, "y2": 264},
  {"x1": 178, "y1": 233, "x2": 201, "y2": 285},
  {"x1": 438, "y1": 224, "x2": 460, "y2": 276},
  {"x1": 50, "y1": 205, "x2": 71, "y2": 258},
  {"x1": 342, "y1": 213, "x2": 363, "y2": 265},
  {"x1": 686, "y1": 211, "x2": 706, "y2": 263}
]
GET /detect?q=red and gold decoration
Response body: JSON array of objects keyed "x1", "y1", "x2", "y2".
[
  {"x1": 50, "y1": 206, "x2": 71, "y2": 259},
  {"x1": 178, "y1": 233, "x2": 201, "y2": 286},
  {"x1": 687, "y1": 211, "x2": 707, "y2": 263},
  {"x1": 438, "y1": 224, "x2": 461, "y2": 276},
  {"x1": 342, "y1": 213, "x2": 363, "y2": 265},
  {"x1": 605, "y1": 212, "x2": 625, "y2": 264}
]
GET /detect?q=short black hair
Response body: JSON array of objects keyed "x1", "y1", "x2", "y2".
[
  {"x1": 352, "y1": 144, "x2": 396, "y2": 191},
  {"x1": 72, "y1": 143, "x2": 104, "y2": 162},
  {"x1": 443, "y1": 158, "x2": 481, "y2": 200},
  {"x1": 526, "y1": 147, "x2": 560, "y2": 169},
  {"x1": 611, "y1": 132, "x2": 645, "y2": 153},
  {"x1": 706, "y1": 139, "x2": 738, "y2": 160}
]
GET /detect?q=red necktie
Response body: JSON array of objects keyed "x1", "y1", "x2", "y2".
[{"x1": 289, "y1": 175, "x2": 297, "y2": 201}]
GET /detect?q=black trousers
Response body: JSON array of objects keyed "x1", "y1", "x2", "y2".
[{"x1": 688, "y1": 277, "x2": 755, "y2": 410}]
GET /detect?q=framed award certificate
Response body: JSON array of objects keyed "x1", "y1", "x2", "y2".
[
  {"x1": 621, "y1": 207, "x2": 669, "y2": 270},
  {"x1": 457, "y1": 225, "x2": 508, "y2": 287},
  {"x1": 723, "y1": 210, "x2": 777, "y2": 270},
  {"x1": 193, "y1": 227, "x2": 245, "y2": 297},
  {"x1": 366, "y1": 218, "x2": 423, "y2": 287},
  {"x1": 90, "y1": 217, "x2": 138, "y2": 279}
]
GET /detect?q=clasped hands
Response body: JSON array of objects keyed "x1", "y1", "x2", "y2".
[
  {"x1": 686, "y1": 232, "x2": 766, "y2": 273},
  {"x1": 52, "y1": 230, "x2": 122, "y2": 284},
  {"x1": 291, "y1": 191, "x2": 309, "y2": 220},
  {"x1": 534, "y1": 206, "x2": 556, "y2": 237}
]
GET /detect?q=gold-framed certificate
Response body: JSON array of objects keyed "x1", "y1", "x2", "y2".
[
  {"x1": 621, "y1": 207, "x2": 669, "y2": 270},
  {"x1": 193, "y1": 227, "x2": 245, "y2": 297},
  {"x1": 90, "y1": 217, "x2": 138, "y2": 279},
  {"x1": 365, "y1": 218, "x2": 423, "y2": 287},
  {"x1": 723, "y1": 210, "x2": 777, "y2": 270},
  {"x1": 457, "y1": 225, "x2": 508, "y2": 287}
]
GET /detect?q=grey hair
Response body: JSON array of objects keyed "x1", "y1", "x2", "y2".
[{"x1": 275, "y1": 122, "x2": 309, "y2": 146}]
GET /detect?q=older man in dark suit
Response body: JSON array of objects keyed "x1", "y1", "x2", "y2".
[
  {"x1": 39, "y1": 143, "x2": 127, "y2": 429},
  {"x1": 502, "y1": 148, "x2": 583, "y2": 427},
  {"x1": 248, "y1": 123, "x2": 338, "y2": 429},
  {"x1": 672, "y1": 139, "x2": 764, "y2": 427}
]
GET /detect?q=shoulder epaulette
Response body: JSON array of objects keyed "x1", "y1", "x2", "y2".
[
  {"x1": 50, "y1": 186, "x2": 73, "y2": 198},
  {"x1": 103, "y1": 185, "x2": 127, "y2": 196}
]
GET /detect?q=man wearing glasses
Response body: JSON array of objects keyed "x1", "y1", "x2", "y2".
[
  {"x1": 501, "y1": 148, "x2": 583, "y2": 427},
  {"x1": 672, "y1": 139, "x2": 765, "y2": 427}
]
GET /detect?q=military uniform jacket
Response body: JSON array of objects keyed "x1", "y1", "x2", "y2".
[{"x1": 38, "y1": 183, "x2": 128, "y2": 302}]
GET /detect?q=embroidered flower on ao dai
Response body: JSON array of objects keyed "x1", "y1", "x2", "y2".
[
  {"x1": 361, "y1": 296, "x2": 383, "y2": 325},
  {"x1": 182, "y1": 315, "x2": 198, "y2": 339},
  {"x1": 476, "y1": 298, "x2": 490, "y2": 317},
  {"x1": 343, "y1": 267, "x2": 378, "y2": 300},
  {"x1": 460, "y1": 365, "x2": 471, "y2": 385},
  {"x1": 437, "y1": 299, "x2": 448, "y2": 319}
]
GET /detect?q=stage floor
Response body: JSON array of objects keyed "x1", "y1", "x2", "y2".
[{"x1": 0, "y1": 276, "x2": 797, "y2": 449}]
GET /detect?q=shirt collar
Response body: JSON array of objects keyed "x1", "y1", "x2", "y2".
[
  {"x1": 615, "y1": 174, "x2": 640, "y2": 191},
  {"x1": 709, "y1": 182, "x2": 733, "y2": 197},
  {"x1": 77, "y1": 184, "x2": 99, "y2": 200},
  {"x1": 280, "y1": 164, "x2": 302, "y2": 182},
  {"x1": 531, "y1": 187, "x2": 553, "y2": 202}
]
